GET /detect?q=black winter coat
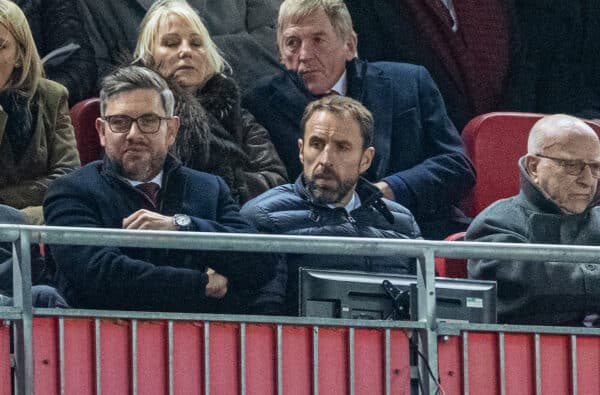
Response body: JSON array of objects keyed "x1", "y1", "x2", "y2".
[
  {"x1": 169, "y1": 73, "x2": 287, "y2": 204},
  {"x1": 241, "y1": 176, "x2": 421, "y2": 315},
  {"x1": 16, "y1": 0, "x2": 97, "y2": 105}
]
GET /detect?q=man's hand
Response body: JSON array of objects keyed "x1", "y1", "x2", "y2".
[
  {"x1": 122, "y1": 209, "x2": 177, "y2": 230},
  {"x1": 374, "y1": 181, "x2": 396, "y2": 201},
  {"x1": 205, "y1": 268, "x2": 228, "y2": 298}
]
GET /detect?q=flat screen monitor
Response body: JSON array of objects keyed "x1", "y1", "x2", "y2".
[{"x1": 299, "y1": 268, "x2": 497, "y2": 323}]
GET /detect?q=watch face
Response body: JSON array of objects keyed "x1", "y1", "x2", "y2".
[{"x1": 175, "y1": 214, "x2": 191, "y2": 228}]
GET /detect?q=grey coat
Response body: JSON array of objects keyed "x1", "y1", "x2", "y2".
[{"x1": 466, "y1": 158, "x2": 600, "y2": 325}]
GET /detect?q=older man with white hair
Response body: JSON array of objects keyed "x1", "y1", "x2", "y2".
[{"x1": 467, "y1": 114, "x2": 600, "y2": 326}]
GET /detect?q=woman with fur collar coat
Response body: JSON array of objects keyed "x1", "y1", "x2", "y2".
[{"x1": 134, "y1": 0, "x2": 287, "y2": 204}]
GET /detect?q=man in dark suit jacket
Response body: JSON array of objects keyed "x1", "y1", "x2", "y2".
[
  {"x1": 44, "y1": 66, "x2": 274, "y2": 312},
  {"x1": 243, "y1": 0, "x2": 475, "y2": 239}
]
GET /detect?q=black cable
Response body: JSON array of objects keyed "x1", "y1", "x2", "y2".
[{"x1": 409, "y1": 337, "x2": 445, "y2": 395}]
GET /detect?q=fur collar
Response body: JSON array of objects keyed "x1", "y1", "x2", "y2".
[
  {"x1": 168, "y1": 73, "x2": 250, "y2": 203},
  {"x1": 130, "y1": 59, "x2": 251, "y2": 202},
  {"x1": 198, "y1": 73, "x2": 239, "y2": 123}
]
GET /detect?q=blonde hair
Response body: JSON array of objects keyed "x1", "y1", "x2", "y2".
[
  {"x1": 134, "y1": 0, "x2": 228, "y2": 79},
  {"x1": 277, "y1": 0, "x2": 356, "y2": 49},
  {"x1": 0, "y1": 0, "x2": 43, "y2": 99}
]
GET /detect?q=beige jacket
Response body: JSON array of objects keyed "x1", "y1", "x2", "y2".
[{"x1": 0, "y1": 79, "x2": 80, "y2": 224}]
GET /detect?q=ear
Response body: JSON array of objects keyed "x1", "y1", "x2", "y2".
[
  {"x1": 95, "y1": 117, "x2": 107, "y2": 147},
  {"x1": 359, "y1": 146, "x2": 375, "y2": 174},
  {"x1": 298, "y1": 138, "x2": 305, "y2": 165},
  {"x1": 345, "y1": 33, "x2": 358, "y2": 60},
  {"x1": 166, "y1": 116, "x2": 180, "y2": 146},
  {"x1": 525, "y1": 154, "x2": 540, "y2": 182}
]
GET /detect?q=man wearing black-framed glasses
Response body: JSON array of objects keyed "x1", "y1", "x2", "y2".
[
  {"x1": 467, "y1": 114, "x2": 600, "y2": 326},
  {"x1": 43, "y1": 66, "x2": 275, "y2": 313}
]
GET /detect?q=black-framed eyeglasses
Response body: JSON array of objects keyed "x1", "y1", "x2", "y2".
[
  {"x1": 535, "y1": 154, "x2": 600, "y2": 178},
  {"x1": 103, "y1": 114, "x2": 171, "y2": 134}
]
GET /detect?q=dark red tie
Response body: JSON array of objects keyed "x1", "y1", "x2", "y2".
[{"x1": 135, "y1": 182, "x2": 160, "y2": 208}]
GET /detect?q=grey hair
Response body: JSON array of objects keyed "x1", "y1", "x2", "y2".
[
  {"x1": 99, "y1": 66, "x2": 175, "y2": 117},
  {"x1": 277, "y1": 0, "x2": 356, "y2": 47},
  {"x1": 301, "y1": 95, "x2": 373, "y2": 149}
]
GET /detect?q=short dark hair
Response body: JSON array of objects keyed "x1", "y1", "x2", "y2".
[
  {"x1": 301, "y1": 95, "x2": 374, "y2": 149},
  {"x1": 99, "y1": 66, "x2": 175, "y2": 117}
]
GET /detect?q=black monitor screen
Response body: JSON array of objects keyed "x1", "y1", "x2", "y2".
[{"x1": 299, "y1": 268, "x2": 497, "y2": 323}]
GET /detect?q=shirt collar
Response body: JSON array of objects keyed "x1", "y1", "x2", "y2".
[
  {"x1": 330, "y1": 70, "x2": 347, "y2": 96},
  {"x1": 127, "y1": 170, "x2": 164, "y2": 188},
  {"x1": 328, "y1": 191, "x2": 361, "y2": 212}
]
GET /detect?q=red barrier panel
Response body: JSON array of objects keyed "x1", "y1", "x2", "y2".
[
  {"x1": 576, "y1": 336, "x2": 600, "y2": 393},
  {"x1": 16, "y1": 316, "x2": 600, "y2": 394},
  {"x1": 29, "y1": 317, "x2": 411, "y2": 394},
  {"x1": 0, "y1": 323, "x2": 10, "y2": 395},
  {"x1": 503, "y1": 333, "x2": 534, "y2": 393},
  {"x1": 438, "y1": 331, "x2": 600, "y2": 395}
]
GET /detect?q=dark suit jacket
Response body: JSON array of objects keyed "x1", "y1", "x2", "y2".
[
  {"x1": 44, "y1": 155, "x2": 275, "y2": 312},
  {"x1": 243, "y1": 58, "x2": 475, "y2": 239}
]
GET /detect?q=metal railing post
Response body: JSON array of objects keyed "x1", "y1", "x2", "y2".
[
  {"x1": 416, "y1": 248, "x2": 438, "y2": 394},
  {"x1": 12, "y1": 229, "x2": 34, "y2": 395}
]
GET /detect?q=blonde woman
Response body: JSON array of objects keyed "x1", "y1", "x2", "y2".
[
  {"x1": 134, "y1": 0, "x2": 286, "y2": 204},
  {"x1": 0, "y1": 0, "x2": 79, "y2": 224}
]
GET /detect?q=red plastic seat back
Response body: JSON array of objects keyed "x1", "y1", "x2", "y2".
[
  {"x1": 70, "y1": 98, "x2": 102, "y2": 165},
  {"x1": 461, "y1": 112, "x2": 600, "y2": 217},
  {"x1": 435, "y1": 232, "x2": 467, "y2": 278},
  {"x1": 461, "y1": 112, "x2": 542, "y2": 217}
]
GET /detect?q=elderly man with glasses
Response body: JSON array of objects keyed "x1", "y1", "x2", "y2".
[
  {"x1": 467, "y1": 114, "x2": 600, "y2": 326},
  {"x1": 43, "y1": 66, "x2": 275, "y2": 313}
]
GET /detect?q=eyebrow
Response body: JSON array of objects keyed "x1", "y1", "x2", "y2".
[
  {"x1": 161, "y1": 32, "x2": 203, "y2": 40},
  {"x1": 283, "y1": 29, "x2": 328, "y2": 38}
]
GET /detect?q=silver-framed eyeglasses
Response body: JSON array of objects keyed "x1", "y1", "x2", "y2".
[
  {"x1": 103, "y1": 114, "x2": 170, "y2": 134},
  {"x1": 535, "y1": 154, "x2": 600, "y2": 178}
]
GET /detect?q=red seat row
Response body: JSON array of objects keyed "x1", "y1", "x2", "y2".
[{"x1": 69, "y1": 100, "x2": 600, "y2": 278}]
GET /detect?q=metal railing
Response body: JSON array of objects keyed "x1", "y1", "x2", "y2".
[{"x1": 2, "y1": 224, "x2": 600, "y2": 394}]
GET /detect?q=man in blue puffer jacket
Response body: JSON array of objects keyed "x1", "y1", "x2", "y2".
[{"x1": 241, "y1": 96, "x2": 421, "y2": 315}]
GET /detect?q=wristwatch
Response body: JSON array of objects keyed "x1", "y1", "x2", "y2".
[{"x1": 173, "y1": 214, "x2": 192, "y2": 231}]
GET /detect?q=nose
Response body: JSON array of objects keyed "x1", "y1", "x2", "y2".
[
  {"x1": 125, "y1": 120, "x2": 145, "y2": 139},
  {"x1": 317, "y1": 144, "x2": 333, "y2": 166},
  {"x1": 577, "y1": 164, "x2": 595, "y2": 185},
  {"x1": 298, "y1": 40, "x2": 314, "y2": 61},
  {"x1": 178, "y1": 41, "x2": 192, "y2": 58}
]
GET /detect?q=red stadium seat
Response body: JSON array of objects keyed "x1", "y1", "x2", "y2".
[
  {"x1": 70, "y1": 98, "x2": 102, "y2": 165},
  {"x1": 434, "y1": 231, "x2": 467, "y2": 278},
  {"x1": 461, "y1": 112, "x2": 600, "y2": 217}
]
